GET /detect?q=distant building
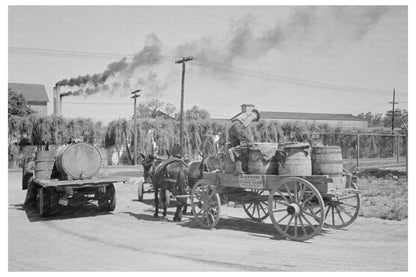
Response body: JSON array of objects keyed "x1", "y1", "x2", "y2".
[
  {"x1": 236, "y1": 104, "x2": 368, "y2": 129},
  {"x1": 151, "y1": 110, "x2": 175, "y2": 120},
  {"x1": 9, "y1": 83, "x2": 49, "y2": 116}
]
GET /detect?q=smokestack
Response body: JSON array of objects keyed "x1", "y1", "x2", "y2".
[
  {"x1": 53, "y1": 86, "x2": 61, "y2": 115},
  {"x1": 59, "y1": 95, "x2": 62, "y2": 116},
  {"x1": 53, "y1": 85, "x2": 63, "y2": 116}
]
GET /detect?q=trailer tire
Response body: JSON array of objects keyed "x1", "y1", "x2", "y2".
[
  {"x1": 49, "y1": 188, "x2": 59, "y2": 216},
  {"x1": 38, "y1": 188, "x2": 50, "y2": 217},
  {"x1": 107, "y1": 184, "x2": 116, "y2": 211}
]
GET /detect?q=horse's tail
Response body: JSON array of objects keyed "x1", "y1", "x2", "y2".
[
  {"x1": 158, "y1": 189, "x2": 170, "y2": 206},
  {"x1": 176, "y1": 168, "x2": 187, "y2": 205}
]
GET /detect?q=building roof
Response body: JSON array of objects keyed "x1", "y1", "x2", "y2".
[
  {"x1": 260, "y1": 111, "x2": 366, "y2": 122},
  {"x1": 8, "y1": 83, "x2": 49, "y2": 102}
]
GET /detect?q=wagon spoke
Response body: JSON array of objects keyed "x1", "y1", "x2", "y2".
[
  {"x1": 272, "y1": 208, "x2": 287, "y2": 213},
  {"x1": 276, "y1": 213, "x2": 290, "y2": 224},
  {"x1": 300, "y1": 213, "x2": 317, "y2": 231},
  {"x1": 293, "y1": 182, "x2": 298, "y2": 202},
  {"x1": 335, "y1": 206, "x2": 345, "y2": 225},
  {"x1": 302, "y1": 210, "x2": 323, "y2": 222},
  {"x1": 294, "y1": 216, "x2": 298, "y2": 237},
  {"x1": 298, "y1": 214, "x2": 307, "y2": 236},
  {"x1": 284, "y1": 215, "x2": 294, "y2": 233},
  {"x1": 258, "y1": 202, "x2": 268, "y2": 215},
  {"x1": 283, "y1": 184, "x2": 293, "y2": 202},
  {"x1": 246, "y1": 202, "x2": 254, "y2": 211},
  {"x1": 332, "y1": 206, "x2": 335, "y2": 226},
  {"x1": 275, "y1": 190, "x2": 290, "y2": 204},
  {"x1": 300, "y1": 194, "x2": 315, "y2": 207},
  {"x1": 337, "y1": 205, "x2": 354, "y2": 218},
  {"x1": 274, "y1": 199, "x2": 290, "y2": 206},
  {"x1": 338, "y1": 195, "x2": 358, "y2": 201},
  {"x1": 256, "y1": 204, "x2": 261, "y2": 218},
  {"x1": 299, "y1": 183, "x2": 305, "y2": 200}
]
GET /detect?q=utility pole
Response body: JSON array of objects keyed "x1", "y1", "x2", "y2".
[
  {"x1": 389, "y1": 89, "x2": 398, "y2": 134},
  {"x1": 131, "y1": 89, "x2": 141, "y2": 165},
  {"x1": 388, "y1": 89, "x2": 399, "y2": 161},
  {"x1": 175, "y1": 56, "x2": 193, "y2": 158}
]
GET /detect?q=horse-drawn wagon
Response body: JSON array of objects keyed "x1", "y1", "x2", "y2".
[{"x1": 189, "y1": 143, "x2": 361, "y2": 241}]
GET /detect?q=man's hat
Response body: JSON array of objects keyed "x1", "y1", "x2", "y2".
[{"x1": 252, "y1": 109, "x2": 260, "y2": 121}]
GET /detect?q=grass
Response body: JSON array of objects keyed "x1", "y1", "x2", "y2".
[{"x1": 357, "y1": 176, "x2": 408, "y2": 221}]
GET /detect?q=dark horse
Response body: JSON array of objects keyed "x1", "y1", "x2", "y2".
[{"x1": 140, "y1": 153, "x2": 188, "y2": 221}]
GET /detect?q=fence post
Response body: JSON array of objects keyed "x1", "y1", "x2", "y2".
[
  {"x1": 396, "y1": 134, "x2": 400, "y2": 163},
  {"x1": 356, "y1": 134, "x2": 360, "y2": 168}
]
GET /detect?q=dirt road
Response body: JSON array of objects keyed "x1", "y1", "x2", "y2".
[{"x1": 8, "y1": 168, "x2": 408, "y2": 271}]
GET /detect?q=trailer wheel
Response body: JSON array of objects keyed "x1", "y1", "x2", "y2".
[
  {"x1": 49, "y1": 188, "x2": 59, "y2": 216},
  {"x1": 38, "y1": 188, "x2": 50, "y2": 217},
  {"x1": 107, "y1": 184, "x2": 116, "y2": 211}
]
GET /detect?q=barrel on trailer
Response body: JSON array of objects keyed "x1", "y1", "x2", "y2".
[
  {"x1": 248, "y1": 143, "x2": 278, "y2": 174},
  {"x1": 55, "y1": 143, "x2": 102, "y2": 180},
  {"x1": 278, "y1": 143, "x2": 311, "y2": 176},
  {"x1": 311, "y1": 146, "x2": 343, "y2": 176},
  {"x1": 34, "y1": 151, "x2": 55, "y2": 180}
]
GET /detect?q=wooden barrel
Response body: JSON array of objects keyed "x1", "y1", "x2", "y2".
[
  {"x1": 311, "y1": 146, "x2": 343, "y2": 176},
  {"x1": 55, "y1": 143, "x2": 101, "y2": 180},
  {"x1": 248, "y1": 143, "x2": 278, "y2": 174},
  {"x1": 278, "y1": 143, "x2": 311, "y2": 176},
  {"x1": 35, "y1": 151, "x2": 55, "y2": 180}
]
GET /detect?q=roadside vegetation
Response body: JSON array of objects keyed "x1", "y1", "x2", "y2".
[{"x1": 358, "y1": 176, "x2": 408, "y2": 221}]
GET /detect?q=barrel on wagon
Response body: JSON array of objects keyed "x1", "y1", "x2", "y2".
[{"x1": 278, "y1": 143, "x2": 311, "y2": 176}]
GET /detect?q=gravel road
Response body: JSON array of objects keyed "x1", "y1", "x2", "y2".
[{"x1": 8, "y1": 168, "x2": 407, "y2": 271}]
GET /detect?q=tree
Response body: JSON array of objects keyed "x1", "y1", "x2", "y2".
[
  {"x1": 185, "y1": 105, "x2": 210, "y2": 121},
  {"x1": 136, "y1": 99, "x2": 165, "y2": 118},
  {"x1": 8, "y1": 88, "x2": 33, "y2": 117}
]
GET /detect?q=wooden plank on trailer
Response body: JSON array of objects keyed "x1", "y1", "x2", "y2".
[{"x1": 33, "y1": 177, "x2": 128, "y2": 188}]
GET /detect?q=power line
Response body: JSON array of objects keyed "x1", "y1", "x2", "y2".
[
  {"x1": 10, "y1": 46, "x2": 407, "y2": 97},
  {"x1": 193, "y1": 59, "x2": 406, "y2": 96},
  {"x1": 9, "y1": 46, "x2": 178, "y2": 61}
]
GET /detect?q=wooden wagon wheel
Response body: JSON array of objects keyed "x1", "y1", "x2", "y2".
[
  {"x1": 318, "y1": 182, "x2": 361, "y2": 229},
  {"x1": 243, "y1": 189, "x2": 270, "y2": 221},
  {"x1": 191, "y1": 179, "x2": 221, "y2": 229},
  {"x1": 268, "y1": 177, "x2": 325, "y2": 241}
]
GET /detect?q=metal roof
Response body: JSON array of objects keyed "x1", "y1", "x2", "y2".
[
  {"x1": 260, "y1": 111, "x2": 366, "y2": 122},
  {"x1": 8, "y1": 83, "x2": 49, "y2": 102}
]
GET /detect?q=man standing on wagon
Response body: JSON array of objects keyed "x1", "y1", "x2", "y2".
[{"x1": 227, "y1": 107, "x2": 261, "y2": 174}]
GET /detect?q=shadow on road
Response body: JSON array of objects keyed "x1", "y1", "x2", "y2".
[
  {"x1": 9, "y1": 203, "x2": 113, "y2": 222},
  {"x1": 177, "y1": 216, "x2": 328, "y2": 242},
  {"x1": 122, "y1": 211, "x2": 194, "y2": 222}
]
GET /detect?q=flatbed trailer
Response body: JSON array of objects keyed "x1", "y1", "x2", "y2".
[{"x1": 32, "y1": 176, "x2": 128, "y2": 216}]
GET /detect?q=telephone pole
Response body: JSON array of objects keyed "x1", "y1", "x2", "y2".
[
  {"x1": 175, "y1": 56, "x2": 193, "y2": 158},
  {"x1": 388, "y1": 88, "x2": 398, "y2": 134},
  {"x1": 131, "y1": 89, "x2": 141, "y2": 165}
]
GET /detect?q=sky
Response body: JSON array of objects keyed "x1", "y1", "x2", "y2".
[{"x1": 8, "y1": 5, "x2": 408, "y2": 123}]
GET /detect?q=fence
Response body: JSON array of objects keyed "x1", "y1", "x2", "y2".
[{"x1": 310, "y1": 132, "x2": 407, "y2": 172}]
